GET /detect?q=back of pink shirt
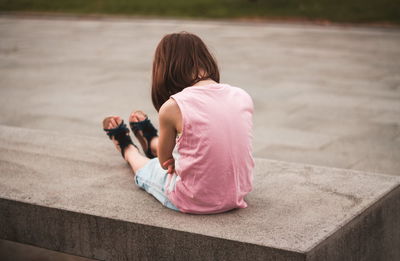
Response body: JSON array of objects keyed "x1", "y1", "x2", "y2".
[{"x1": 168, "y1": 83, "x2": 255, "y2": 214}]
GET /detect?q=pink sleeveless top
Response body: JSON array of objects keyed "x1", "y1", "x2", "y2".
[{"x1": 167, "y1": 83, "x2": 255, "y2": 214}]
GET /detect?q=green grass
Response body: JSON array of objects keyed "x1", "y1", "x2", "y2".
[{"x1": 0, "y1": 0, "x2": 399, "y2": 24}]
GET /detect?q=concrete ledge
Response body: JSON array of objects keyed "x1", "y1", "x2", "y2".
[{"x1": 0, "y1": 125, "x2": 399, "y2": 260}]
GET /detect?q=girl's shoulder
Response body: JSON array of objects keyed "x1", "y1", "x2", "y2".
[
  {"x1": 159, "y1": 98, "x2": 180, "y2": 118},
  {"x1": 226, "y1": 84, "x2": 254, "y2": 110},
  {"x1": 223, "y1": 83, "x2": 253, "y2": 100},
  {"x1": 159, "y1": 98, "x2": 183, "y2": 135}
]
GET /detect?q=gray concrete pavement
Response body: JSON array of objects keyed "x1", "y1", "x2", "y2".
[
  {"x1": 0, "y1": 15, "x2": 399, "y2": 175},
  {"x1": 1, "y1": 125, "x2": 399, "y2": 260}
]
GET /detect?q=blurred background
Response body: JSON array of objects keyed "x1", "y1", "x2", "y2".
[
  {"x1": 0, "y1": 0, "x2": 399, "y2": 24},
  {"x1": 0, "y1": 0, "x2": 399, "y2": 260}
]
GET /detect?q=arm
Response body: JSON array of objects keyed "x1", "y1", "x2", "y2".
[{"x1": 157, "y1": 98, "x2": 180, "y2": 171}]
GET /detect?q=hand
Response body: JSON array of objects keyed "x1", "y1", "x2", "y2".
[{"x1": 162, "y1": 158, "x2": 175, "y2": 175}]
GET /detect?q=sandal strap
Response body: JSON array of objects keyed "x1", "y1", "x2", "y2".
[
  {"x1": 104, "y1": 121, "x2": 129, "y2": 139},
  {"x1": 104, "y1": 120, "x2": 137, "y2": 158},
  {"x1": 130, "y1": 118, "x2": 158, "y2": 138},
  {"x1": 130, "y1": 117, "x2": 158, "y2": 159}
]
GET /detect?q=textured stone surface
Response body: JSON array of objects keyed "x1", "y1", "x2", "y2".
[
  {"x1": 0, "y1": 239, "x2": 95, "y2": 261},
  {"x1": 0, "y1": 15, "x2": 399, "y2": 175},
  {"x1": 0, "y1": 125, "x2": 399, "y2": 260},
  {"x1": 306, "y1": 187, "x2": 400, "y2": 261}
]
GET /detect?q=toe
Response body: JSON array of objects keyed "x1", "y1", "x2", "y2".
[
  {"x1": 134, "y1": 110, "x2": 147, "y2": 121},
  {"x1": 130, "y1": 110, "x2": 147, "y2": 122},
  {"x1": 103, "y1": 116, "x2": 113, "y2": 129},
  {"x1": 129, "y1": 111, "x2": 136, "y2": 122},
  {"x1": 110, "y1": 118, "x2": 118, "y2": 128},
  {"x1": 115, "y1": 116, "x2": 123, "y2": 126},
  {"x1": 103, "y1": 116, "x2": 123, "y2": 129},
  {"x1": 130, "y1": 114, "x2": 137, "y2": 123}
]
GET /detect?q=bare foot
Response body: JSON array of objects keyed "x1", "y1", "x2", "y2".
[
  {"x1": 129, "y1": 110, "x2": 157, "y2": 156},
  {"x1": 103, "y1": 115, "x2": 134, "y2": 158}
]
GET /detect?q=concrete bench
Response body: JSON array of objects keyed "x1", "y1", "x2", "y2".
[{"x1": 0, "y1": 125, "x2": 399, "y2": 261}]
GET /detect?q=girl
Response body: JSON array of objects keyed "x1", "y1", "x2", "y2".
[{"x1": 103, "y1": 32, "x2": 254, "y2": 214}]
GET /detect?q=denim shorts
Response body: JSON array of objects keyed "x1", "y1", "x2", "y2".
[{"x1": 135, "y1": 157, "x2": 180, "y2": 212}]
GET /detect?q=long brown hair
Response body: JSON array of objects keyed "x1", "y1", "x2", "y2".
[{"x1": 151, "y1": 32, "x2": 220, "y2": 112}]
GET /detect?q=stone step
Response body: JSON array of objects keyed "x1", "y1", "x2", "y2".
[{"x1": 0, "y1": 125, "x2": 399, "y2": 261}]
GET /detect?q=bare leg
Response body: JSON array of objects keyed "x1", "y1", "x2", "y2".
[
  {"x1": 149, "y1": 137, "x2": 159, "y2": 157},
  {"x1": 124, "y1": 145, "x2": 150, "y2": 174}
]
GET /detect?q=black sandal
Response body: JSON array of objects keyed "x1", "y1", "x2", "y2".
[
  {"x1": 130, "y1": 116, "x2": 158, "y2": 159},
  {"x1": 103, "y1": 120, "x2": 138, "y2": 159}
]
